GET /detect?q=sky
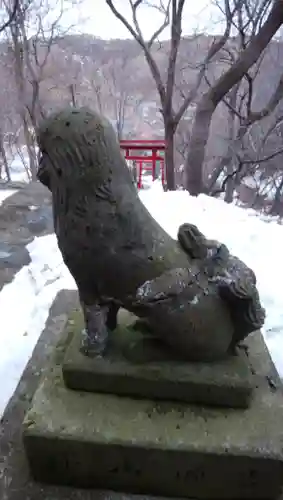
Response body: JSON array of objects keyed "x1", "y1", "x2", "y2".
[
  {"x1": 63, "y1": 0, "x2": 223, "y2": 40},
  {"x1": 1, "y1": 0, "x2": 281, "y2": 42}
]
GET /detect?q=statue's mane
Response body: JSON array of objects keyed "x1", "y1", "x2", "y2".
[{"x1": 37, "y1": 108, "x2": 119, "y2": 179}]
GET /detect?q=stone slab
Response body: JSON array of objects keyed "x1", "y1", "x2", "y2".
[
  {"x1": 23, "y1": 322, "x2": 283, "y2": 499},
  {"x1": 62, "y1": 309, "x2": 255, "y2": 409}
]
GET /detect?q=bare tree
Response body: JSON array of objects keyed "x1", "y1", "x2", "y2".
[
  {"x1": 243, "y1": 113, "x2": 283, "y2": 212},
  {"x1": 105, "y1": 1, "x2": 196, "y2": 189},
  {"x1": 22, "y1": 0, "x2": 79, "y2": 125},
  {"x1": 4, "y1": 0, "x2": 76, "y2": 179},
  {"x1": 3, "y1": 0, "x2": 37, "y2": 179},
  {"x1": 206, "y1": 82, "x2": 283, "y2": 203},
  {"x1": 206, "y1": 47, "x2": 283, "y2": 203},
  {"x1": 0, "y1": 41, "x2": 21, "y2": 181},
  {"x1": 106, "y1": 56, "x2": 143, "y2": 140},
  {"x1": 184, "y1": 0, "x2": 283, "y2": 195},
  {"x1": 105, "y1": 0, "x2": 260, "y2": 190},
  {"x1": 210, "y1": 108, "x2": 283, "y2": 207},
  {"x1": 77, "y1": 52, "x2": 143, "y2": 140},
  {"x1": 0, "y1": 127, "x2": 11, "y2": 180}
]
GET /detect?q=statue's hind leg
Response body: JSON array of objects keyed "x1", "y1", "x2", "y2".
[{"x1": 79, "y1": 300, "x2": 119, "y2": 358}]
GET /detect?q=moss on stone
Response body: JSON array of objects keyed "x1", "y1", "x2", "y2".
[
  {"x1": 22, "y1": 318, "x2": 283, "y2": 498},
  {"x1": 61, "y1": 307, "x2": 255, "y2": 408}
]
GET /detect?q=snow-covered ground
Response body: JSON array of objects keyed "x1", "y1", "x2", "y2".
[
  {"x1": 0, "y1": 236, "x2": 76, "y2": 417},
  {"x1": 0, "y1": 189, "x2": 18, "y2": 204},
  {"x1": 9, "y1": 155, "x2": 30, "y2": 183},
  {"x1": 1, "y1": 180, "x2": 283, "y2": 418},
  {"x1": 0, "y1": 150, "x2": 31, "y2": 184}
]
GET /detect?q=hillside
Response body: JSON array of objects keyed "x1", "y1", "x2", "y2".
[
  {"x1": 0, "y1": 33, "x2": 282, "y2": 140},
  {"x1": 0, "y1": 32, "x2": 283, "y2": 210}
]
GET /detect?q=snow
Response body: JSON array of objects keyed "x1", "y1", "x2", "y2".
[
  {"x1": 0, "y1": 236, "x2": 76, "y2": 417},
  {"x1": 9, "y1": 154, "x2": 30, "y2": 183},
  {"x1": 1, "y1": 149, "x2": 35, "y2": 184},
  {"x1": 0, "y1": 189, "x2": 17, "y2": 204},
  {"x1": 0, "y1": 150, "x2": 34, "y2": 206},
  {"x1": 1, "y1": 180, "x2": 283, "y2": 417},
  {"x1": 141, "y1": 182, "x2": 283, "y2": 373}
]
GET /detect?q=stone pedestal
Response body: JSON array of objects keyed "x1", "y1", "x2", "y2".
[
  {"x1": 23, "y1": 309, "x2": 283, "y2": 499},
  {"x1": 62, "y1": 310, "x2": 255, "y2": 409}
]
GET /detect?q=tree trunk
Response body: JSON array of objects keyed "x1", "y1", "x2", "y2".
[
  {"x1": 269, "y1": 176, "x2": 283, "y2": 215},
  {"x1": 0, "y1": 129, "x2": 10, "y2": 181},
  {"x1": 224, "y1": 162, "x2": 236, "y2": 203},
  {"x1": 207, "y1": 155, "x2": 231, "y2": 193},
  {"x1": 164, "y1": 123, "x2": 176, "y2": 190},
  {"x1": 22, "y1": 115, "x2": 37, "y2": 180},
  {"x1": 185, "y1": 97, "x2": 215, "y2": 195},
  {"x1": 69, "y1": 84, "x2": 76, "y2": 106}
]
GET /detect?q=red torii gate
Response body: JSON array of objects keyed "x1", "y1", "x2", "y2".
[{"x1": 120, "y1": 139, "x2": 166, "y2": 189}]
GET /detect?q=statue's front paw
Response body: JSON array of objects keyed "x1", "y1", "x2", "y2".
[{"x1": 79, "y1": 328, "x2": 108, "y2": 358}]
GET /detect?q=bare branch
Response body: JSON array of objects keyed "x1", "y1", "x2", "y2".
[
  {"x1": 211, "y1": 141, "x2": 283, "y2": 198},
  {"x1": 105, "y1": 0, "x2": 166, "y2": 105},
  {"x1": 210, "y1": 0, "x2": 283, "y2": 106},
  {"x1": 244, "y1": 74, "x2": 283, "y2": 125},
  {"x1": 261, "y1": 113, "x2": 283, "y2": 148},
  {"x1": 174, "y1": 0, "x2": 241, "y2": 125},
  {"x1": 242, "y1": 147, "x2": 283, "y2": 165},
  {"x1": 164, "y1": 0, "x2": 185, "y2": 121},
  {"x1": 0, "y1": 0, "x2": 19, "y2": 33},
  {"x1": 211, "y1": 159, "x2": 245, "y2": 198},
  {"x1": 185, "y1": 0, "x2": 283, "y2": 195},
  {"x1": 147, "y1": 0, "x2": 171, "y2": 48}
]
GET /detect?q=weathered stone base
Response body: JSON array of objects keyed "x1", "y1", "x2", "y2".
[
  {"x1": 62, "y1": 309, "x2": 255, "y2": 409},
  {"x1": 23, "y1": 318, "x2": 283, "y2": 499}
]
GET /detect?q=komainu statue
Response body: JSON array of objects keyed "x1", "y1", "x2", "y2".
[{"x1": 37, "y1": 107, "x2": 265, "y2": 362}]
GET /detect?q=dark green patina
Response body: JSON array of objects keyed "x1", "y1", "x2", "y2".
[
  {"x1": 22, "y1": 315, "x2": 283, "y2": 498},
  {"x1": 62, "y1": 308, "x2": 255, "y2": 408}
]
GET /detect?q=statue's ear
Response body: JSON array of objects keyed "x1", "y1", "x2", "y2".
[{"x1": 177, "y1": 223, "x2": 207, "y2": 260}]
